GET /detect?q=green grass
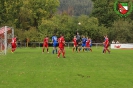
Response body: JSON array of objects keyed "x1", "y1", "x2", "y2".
[{"x1": 0, "y1": 47, "x2": 133, "y2": 88}]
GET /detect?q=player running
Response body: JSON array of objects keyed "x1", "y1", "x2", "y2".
[
  {"x1": 86, "y1": 37, "x2": 92, "y2": 52},
  {"x1": 11, "y1": 36, "x2": 17, "y2": 53},
  {"x1": 72, "y1": 36, "x2": 77, "y2": 52},
  {"x1": 42, "y1": 36, "x2": 49, "y2": 53},
  {"x1": 57, "y1": 34, "x2": 65, "y2": 58},
  {"x1": 103, "y1": 35, "x2": 110, "y2": 54},
  {"x1": 52, "y1": 34, "x2": 58, "y2": 54}
]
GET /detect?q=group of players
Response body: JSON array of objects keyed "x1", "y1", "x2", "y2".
[
  {"x1": 72, "y1": 33, "x2": 92, "y2": 52},
  {"x1": 42, "y1": 33, "x2": 94, "y2": 58},
  {"x1": 10, "y1": 33, "x2": 110, "y2": 58},
  {"x1": 42, "y1": 34, "x2": 66, "y2": 58}
]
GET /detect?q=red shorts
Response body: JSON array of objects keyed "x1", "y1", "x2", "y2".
[
  {"x1": 74, "y1": 43, "x2": 77, "y2": 47},
  {"x1": 105, "y1": 44, "x2": 109, "y2": 48},
  {"x1": 43, "y1": 43, "x2": 48, "y2": 47},
  {"x1": 86, "y1": 44, "x2": 90, "y2": 47},
  {"x1": 59, "y1": 46, "x2": 64, "y2": 50},
  {"x1": 105, "y1": 46, "x2": 109, "y2": 48},
  {"x1": 12, "y1": 43, "x2": 16, "y2": 48}
]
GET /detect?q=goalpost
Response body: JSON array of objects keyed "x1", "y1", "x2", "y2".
[{"x1": 0, "y1": 26, "x2": 14, "y2": 55}]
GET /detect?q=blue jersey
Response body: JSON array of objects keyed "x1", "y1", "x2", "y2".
[
  {"x1": 52, "y1": 36, "x2": 58, "y2": 47},
  {"x1": 52, "y1": 36, "x2": 58, "y2": 43},
  {"x1": 90, "y1": 39, "x2": 92, "y2": 47},
  {"x1": 82, "y1": 38, "x2": 87, "y2": 44},
  {"x1": 82, "y1": 38, "x2": 87, "y2": 47},
  {"x1": 103, "y1": 38, "x2": 106, "y2": 47},
  {"x1": 104, "y1": 38, "x2": 106, "y2": 42}
]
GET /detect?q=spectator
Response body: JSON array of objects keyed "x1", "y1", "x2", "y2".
[
  {"x1": 112, "y1": 40, "x2": 115, "y2": 44},
  {"x1": 116, "y1": 41, "x2": 119, "y2": 44}
]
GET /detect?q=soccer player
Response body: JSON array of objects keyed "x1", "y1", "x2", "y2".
[
  {"x1": 52, "y1": 34, "x2": 58, "y2": 54},
  {"x1": 72, "y1": 36, "x2": 77, "y2": 52},
  {"x1": 103, "y1": 41, "x2": 105, "y2": 52},
  {"x1": 103, "y1": 35, "x2": 110, "y2": 54},
  {"x1": 11, "y1": 36, "x2": 17, "y2": 53},
  {"x1": 90, "y1": 38, "x2": 92, "y2": 48},
  {"x1": 102, "y1": 36, "x2": 106, "y2": 53},
  {"x1": 81, "y1": 35, "x2": 87, "y2": 52},
  {"x1": 42, "y1": 36, "x2": 49, "y2": 53},
  {"x1": 57, "y1": 34, "x2": 65, "y2": 58},
  {"x1": 86, "y1": 37, "x2": 92, "y2": 52},
  {"x1": 76, "y1": 32, "x2": 81, "y2": 52}
]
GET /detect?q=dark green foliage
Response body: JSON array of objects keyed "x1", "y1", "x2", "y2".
[
  {"x1": 0, "y1": 0, "x2": 133, "y2": 43},
  {"x1": 109, "y1": 19, "x2": 133, "y2": 43},
  {"x1": 38, "y1": 14, "x2": 107, "y2": 42},
  {"x1": 58, "y1": 0, "x2": 93, "y2": 16},
  {"x1": 91, "y1": 0, "x2": 119, "y2": 27}
]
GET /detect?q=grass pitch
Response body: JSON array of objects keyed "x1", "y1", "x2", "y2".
[{"x1": 0, "y1": 47, "x2": 133, "y2": 88}]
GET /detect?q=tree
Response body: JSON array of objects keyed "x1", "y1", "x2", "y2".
[
  {"x1": 109, "y1": 19, "x2": 133, "y2": 43},
  {"x1": 0, "y1": 0, "x2": 60, "y2": 29},
  {"x1": 58, "y1": 0, "x2": 93, "y2": 16},
  {"x1": 91, "y1": 0, "x2": 119, "y2": 27}
]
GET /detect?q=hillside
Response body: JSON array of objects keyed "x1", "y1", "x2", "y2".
[{"x1": 58, "y1": 0, "x2": 93, "y2": 16}]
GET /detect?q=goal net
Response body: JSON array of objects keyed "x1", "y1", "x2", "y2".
[{"x1": 0, "y1": 26, "x2": 14, "y2": 55}]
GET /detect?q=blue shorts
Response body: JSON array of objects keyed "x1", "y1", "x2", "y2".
[
  {"x1": 82, "y1": 44, "x2": 86, "y2": 47},
  {"x1": 53, "y1": 42, "x2": 58, "y2": 47}
]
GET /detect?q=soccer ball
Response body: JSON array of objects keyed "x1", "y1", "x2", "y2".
[{"x1": 78, "y1": 22, "x2": 81, "y2": 25}]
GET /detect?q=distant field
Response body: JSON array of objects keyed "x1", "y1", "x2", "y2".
[{"x1": 0, "y1": 47, "x2": 133, "y2": 88}]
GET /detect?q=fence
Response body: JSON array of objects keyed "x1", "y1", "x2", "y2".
[{"x1": 17, "y1": 42, "x2": 103, "y2": 48}]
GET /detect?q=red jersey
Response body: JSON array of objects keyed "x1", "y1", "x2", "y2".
[
  {"x1": 58, "y1": 36, "x2": 65, "y2": 48},
  {"x1": 12, "y1": 37, "x2": 16, "y2": 44},
  {"x1": 73, "y1": 38, "x2": 77, "y2": 45},
  {"x1": 11, "y1": 37, "x2": 17, "y2": 48},
  {"x1": 43, "y1": 37, "x2": 49, "y2": 45},
  {"x1": 86, "y1": 39, "x2": 90, "y2": 47},
  {"x1": 105, "y1": 38, "x2": 109, "y2": 46}
]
